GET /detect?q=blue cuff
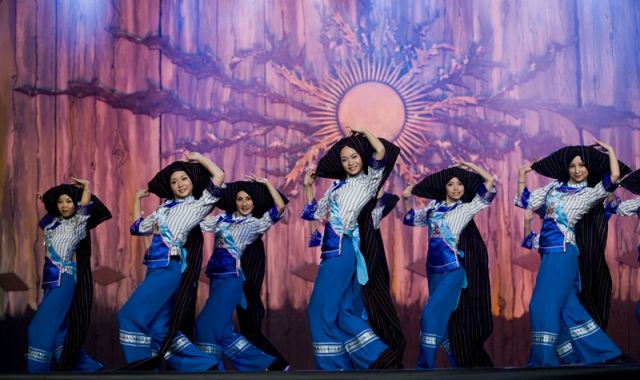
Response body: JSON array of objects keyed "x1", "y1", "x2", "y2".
[
  {"x1": 377, "y1": 192, "x2": 390, "y2": 207},
  {"x1": 39, "y1": 215, "x2": 55, "y2": 230},
  {"x1": 268, "y1": 206, "x2": 282, "y2": 223},
  {"x1": 76, "y1": 201, "x2": 93, "y2": 216},
  {"x1": 301, "y1": 199, "x2": 317, "y2": 221},
  {"x1": 521, "y1": 232, "x2": 537, "y2": 250},
  {"x1": 516, "y1": 187, "x2": 531, "y2": 209},
  {"x1": 130, "y1": 217, "x2": 147, "y2": 236},
  {"x1": 403, "y1": 209, "x2": 416, "y2": 226},
  {"x1": 602, "y1": 174, "x2": 618, "y2": 192},
  {"x1": 604, "y1": 196, "x2": 621, "y2": 220},
  {"x1": 308, "y1": 229, "x2": 322, "y2": 247},
  {"x1": 477, "y1": 184, "x2": 497, "y2": 204},
  {"x1": 367, "y1": 154, "x2": 386, "y2": 170},
  {"x1": 207, "y1": 181, "x2": 225, "y2": 198}
]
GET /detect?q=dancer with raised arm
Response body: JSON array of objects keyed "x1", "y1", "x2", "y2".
[
  {"x1": 27, "y1": 178, "x2": 111, "y2": 373},
  {"x1": 402, "y1": 160, "x2": 496, "y2": 368},
  {"x1": 301, "y1": 126, "x2": 403, "y2": 369},
  {"x1": 195, "y1": 176, "x2": 288, "y2": 371},
  {"x1": 514, "y1": 142, "x2": 626, "y2": 366},
  {"x1": 118, "y1": 152, "x2": 224, "y2": 371}
]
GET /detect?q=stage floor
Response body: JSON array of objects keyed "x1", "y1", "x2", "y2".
[{"x1": 1, "y1": 365, "x2": 639, "y2": 380}]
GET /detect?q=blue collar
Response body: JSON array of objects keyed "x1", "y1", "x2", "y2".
[
  {"x1": 332, "y1": 179, "x2": 347, "y2": 191},
  {"x1": 557, "y1": 180, "x2": 587, "y2": 193},
  {"x1": 46, "y1": 219, "x2": 62, "y2": 230},
  {"x1": 436, "y1": 200, "x2": 462, "y2": 212},
  {"x1": 221, "y1": 212, "x2": 251, "y2": 224},
  {"x1": 163, "y1": 195, "x2": 195, "y2": 208}
]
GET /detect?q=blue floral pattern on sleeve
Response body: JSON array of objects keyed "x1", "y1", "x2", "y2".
[
  {"x1": 308, "y1": 229, "x2": 323, "y2": 247},
  {"x1": 602, "y1": 174, "x2": 618, "y2": 192},
  {"x1": 403, "y1": 209, "x2": 417, "y2": 226},
  {"x1": 130, "y1": 217, "x2": 148, "y2": 236},
  {"x1": 301, "y1": 199, "x2": 318, "y2": 221},
  {"x1": 476, "y1": 184, "x2": 497, "y2": 204},
  {"x1": 39, "y1": 215, "x2": 55, "y2": 230},
  {"x1": 514, "y1": 187, "x2": 531, "y2": 209},
  {"x1": 604, "y1": 196, "x2": 621, "y2": 220},
  {"x1": 207, "y1": 181, "x2": 225, "y2": 198},
  {"x1": 367, "y1": 155, "x2": 386, "y2": 170},
  {"x1": 521, "y1": 232, "x2": 538, "y2": 250},
  {"x1": 268, "y1": 205, "x2": 282, "y2": 222}
]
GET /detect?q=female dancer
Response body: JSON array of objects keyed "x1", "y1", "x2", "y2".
[
  {"x1": 353, "y1": 190, "x2": 399, "y2": 323},
  {"x1": 402, "y1": 161, "x2": 496, "y2": 369},
  {"x1": 515, "y1": 142, "x2": 624, "y2": 366},
  {"x1": 194, "y1": 176, "x2": 287, "y2": 371},
  {"x1": 27, "y1": 178, "x2": 111, "y2": 373},
  {"x1": 118, "y1": 152, "x2": 224, "y2": 371},
  {"x1": 521, "y1": 208, "x2": 579, "y2": 365},
  {"x1": 301, "y1": 127, "x2": 403, "y2": 369},
  {"x1": 308, "y1": 190, "x2": 398, "y2": 247},
  {"x1": 236, "y1": 195, "x2": 290, "y2": 371},
  {"x1": 315, "y1": 190, "x2": 400, "y2": 330}
]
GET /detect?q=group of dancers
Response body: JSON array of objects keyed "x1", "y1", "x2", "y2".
[{"x1": 24, "y1": 126, "x2": 640, "y2": 372}]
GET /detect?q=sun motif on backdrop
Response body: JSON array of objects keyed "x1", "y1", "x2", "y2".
[
  {"x1": 268, "y1": 9, "x2": 509, "y2": 188},
  {"x1": 17, "y1": 4, "x2": 638, "y2": 195},
  {"x1": 292, "y1": 56, "x2": 436, "y2": 184},
  {"x1": 313, "y1": 59, "x2": 414, "y2": 145},
  {"x1": 14, "y1": 3, "x2": 640, "y2": 281}
]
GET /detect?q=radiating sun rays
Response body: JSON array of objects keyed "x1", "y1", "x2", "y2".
[{"x1": 304, "y1": 56, "x2": 436, "y2": 182}]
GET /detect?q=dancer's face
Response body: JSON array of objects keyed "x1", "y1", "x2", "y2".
[
  {"x1": 57, "y1": 194, "x2": 76, "y2": 219},
  {"x1": 169, "y1": 170, "x2": 193, "y2": 199},
  {"x1": 445, "y1": 177, "x2": 464, "y2": 203},
  {"x1": 235, "y1": 191, "x2": 254, "y2": 216},
  {"x1": 568, "y1": 156, "x2": 589, "y2": 184},
  {"x1": 340, "y1": 146, "x2": 363, "y2": 177}
]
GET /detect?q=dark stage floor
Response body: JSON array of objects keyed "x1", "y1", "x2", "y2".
[{"x1": 1, "y1": 365, "x2": 639, "y2": 380}]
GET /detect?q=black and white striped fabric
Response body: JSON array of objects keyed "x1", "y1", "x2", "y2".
[
  {"x1": 358, "y1": 197, "x2": 406, "y2": 369},
  {"x1": 531, "y1": 146, "x2": 631, "y2": 331},
  {"x1": 237, "y1": 238, "x2": 289, "y2": 369},
  {"x1": 368, "y1": 194, "x2": 399, "y2": 302},
  {"x1": 147, "y1": 161, "x2": 212, "y2": 200},
  {"x1": 407, "y1": 188, "x2": 495, "y2": 240},
  {"x1": 412, "y1": 167, "x2": 483, "y2": 203},
  {"x1": 617, "y1": 169, "x2": 640, "y2": 216},
  {"x1": 214, "y1": 180, "x2": 290, "y2": 369},
  {"x1": 531, "y1": 145, "x2": 630, "y2": 186},
  {"x1": 214, "y1": 181, "x2": 288, "y2": 217},
  {"x1": 313, "y1": 164, "x2": 385, "y2": 231},
  {"x1": 621, "y1": 169, "x2": 640, "y2": 195},
  {"x1": 123, "y1": 227, "x2": 206, "y2": 371},
  {"x1": 411, "y1": 167, "x2": 494, "y2": 368},
  {"x1": 616, "y1": 198, "x2": 640, "y2": 216},
  {"x1": 201, "y1": 210, "x2": 280, "y2": 255},
  {"x1": 371, "y1": 193, "x2": 399, "y2": 230},
  {"x1": 136, "y1": 192, "x2": 220, "y2": 244},
  {"x1": 573, "y1": 205, "x2": 612, "y2": 329},
  {"x1": 40, "y1": 184, "x2": 112, "y2": 371},
  {"x1": 316, "y1": 136, "x2": 405, "y2": 368},
  {"x1": 41, "y1": 184, "x2": 111, "y2": 230},
  {"x1": 519, "y1": 181, "x2": 612, "y2": 247},
  {"x1": 42, "y1": 205, "x2": 91, "y2": 265},
  {"x1": 449, "y1": 220, "x2": 493, "y2": 367},
  {"x1": 124, "y1": 161, "x2": 214, "y2": 370},
  {"x1": 316, "y1": 135, "x2": 377, "y2": 179}
]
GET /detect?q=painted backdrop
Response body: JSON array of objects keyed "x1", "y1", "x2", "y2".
[{"x1": 1, "y1": 0, "x2": 639, "y2": 370}]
